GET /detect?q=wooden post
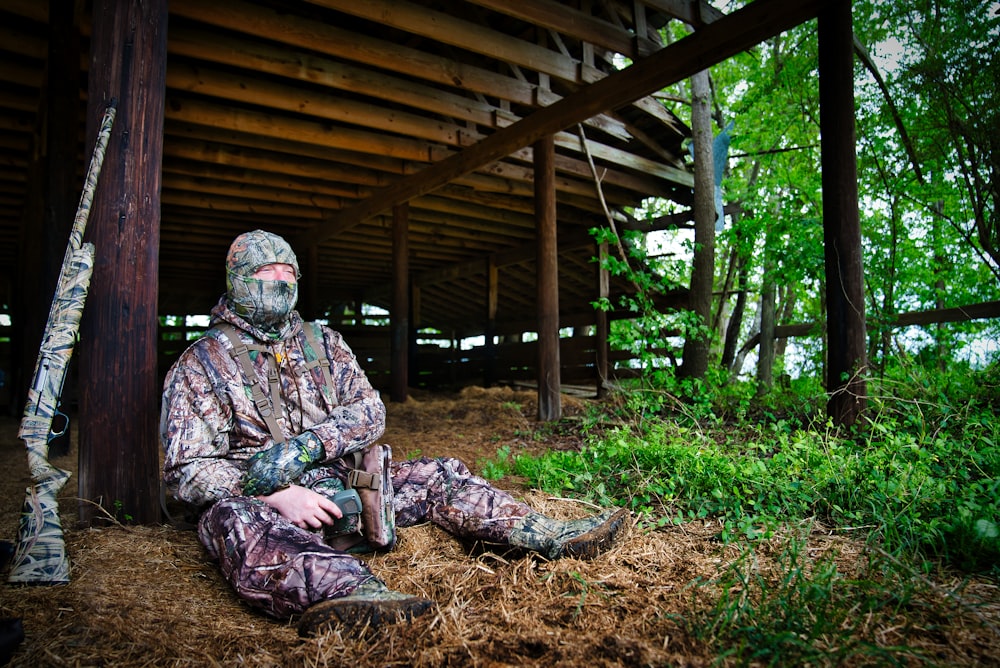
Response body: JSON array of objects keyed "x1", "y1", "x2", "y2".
[
  {"x1": 535, "y1": 135, "x2": 561, "y2": 421},
  {"x1": 78, "y1": 0, "x2": 167, "y2": 525},
  {"x1": 595, "y1": 239, "x2": 609, "y2": 398},
  {"x1": 390, "y1": 202, "x2": 409, "y2": 402},
  {"x1": 16, "y1": 1, "x2": 82, "y2": 457},
  {"x1": 818, "y1": 0, "x2": 867, "y2": 426},
  {"x1": 354, "y1": 296, "x2": 364, "y2": 326},
  {"x1": 484, "y1": 256, "x2": 498, "y2": 387},
  {"x1": 300, "y1": 243, "x2": 319, "y2": 320}
]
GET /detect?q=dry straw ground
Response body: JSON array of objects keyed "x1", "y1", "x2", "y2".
[{"x1": 1, "y1": 386, "x2": 998, "y2": 666}]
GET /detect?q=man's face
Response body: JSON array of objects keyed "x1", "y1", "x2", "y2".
[{"x1": 252, "y1": 263, "x2": 297, "y2": 283}]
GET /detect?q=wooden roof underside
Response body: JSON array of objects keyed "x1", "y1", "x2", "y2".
[{"x1": 0, "y1": 0, "x2": 816, "y2": 338}]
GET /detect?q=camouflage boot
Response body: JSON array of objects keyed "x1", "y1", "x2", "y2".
[
  {"x1": 507, "y1": 507, "x2": 629, "y2": 560},
  {"x1": 297, "y1": 580, "x2": 434, "y2": 637}
]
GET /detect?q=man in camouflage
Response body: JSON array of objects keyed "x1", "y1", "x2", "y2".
[{"x1": 160, "y1": 230, "x2": 628, "y2": 636}]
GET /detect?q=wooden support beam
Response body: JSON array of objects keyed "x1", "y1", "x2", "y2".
[
  {"x1": 485, "y1": 256, "x2": 499, "y2": 387},
  {"x1": 294, "y1": 0, "x2": 828, "y2": 249},
  {"x1": 301, "y1": 244, "x2": 318, "y2": 320},
  {"x1": 535, "y1": 135, "x2": 561, "y2": 421},
  {"x1": 595, "y1": 239, "x2": 610, "y2": 397},
  {"x1": 819, "y1": 0, "x2": 866, "y2": 427},
  {"x1": 18, "y1": 0, "x2": 82, "y2": 458},
  {"x1": 464, "y1": 0, "x2": 657, "y2": 58},
  {"x1": 79, "y1": 0, "x2": 166, "y2": 525},
  {"x1": 390, "y1": 203, "x2": 409, "y2": 402}
]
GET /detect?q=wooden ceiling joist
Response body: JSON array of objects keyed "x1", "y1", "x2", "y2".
[
  {"x1": 295, "y1": 0, "x2": 824, "y2": 248},
  {"x1": 0, "y1": 0, "x2": 827, "y2": 336}
]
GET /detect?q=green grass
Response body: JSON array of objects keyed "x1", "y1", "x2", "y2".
[
  {"x1": 481, "y1": 362, "x2": 1000, "y2": 665},
  {"x1": 498, "y1": 366, "x2": 1000, "y2": 572}
]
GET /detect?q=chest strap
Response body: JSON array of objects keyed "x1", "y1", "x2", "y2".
[
  {"x1": 213, "y1": 322, "x2": 335, "y2": 445},
  {"x1": 214, "y1": 322, "x2": 285, "y2": 444},
  {"x1": 301, "y1": 323, "x2": 334, "y2": 391}
]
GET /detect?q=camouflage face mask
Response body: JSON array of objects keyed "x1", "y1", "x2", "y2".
[
  {"x1": 225, "y1": 230, "x2": 301, "y2": 331},
  {"x1": 227, "y1": 273, "x2": 298, "y2": 330}
]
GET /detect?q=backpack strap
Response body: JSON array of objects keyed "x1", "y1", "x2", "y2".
[
  {"x1": 300, "y1": 322, "x2": 335, "y2": 390},
  {"x1": 214, "y1": 322, "x2": 285, "y2": 444}
]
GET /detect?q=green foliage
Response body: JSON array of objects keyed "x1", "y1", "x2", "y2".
[
  {"x1": 498, "y1": 364, "x2": 1000, "y2": 574},
  {"x1": 676, "y1": 537, "x2": 925, "y2": 667},
  {"x1": 478, "y1": 444, "x2": 512, "y2": 481}
]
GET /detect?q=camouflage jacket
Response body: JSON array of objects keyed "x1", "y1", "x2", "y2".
[{"x1": 160, "y1": 298, "x2": 386, "y2": 509}]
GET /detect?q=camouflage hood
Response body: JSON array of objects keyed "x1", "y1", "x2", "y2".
[{"x1": 224, "y1": 230, "x2": 300, "y2": 336}]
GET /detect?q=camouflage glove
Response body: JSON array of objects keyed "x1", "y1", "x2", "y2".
[{"x1": 242, "y1": 431, "x2": 325, "y2": 496}]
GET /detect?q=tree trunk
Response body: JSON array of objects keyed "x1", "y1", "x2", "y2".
[
  {"x1": 756, "y1": 237, "x2": 776, "y2": 395},
  {"x1": 679, "y1": 68, "x2": 715, "y2": 380}
]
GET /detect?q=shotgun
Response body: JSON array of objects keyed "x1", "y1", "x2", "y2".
[{"x1": 8, "y1": 100, "x2": 116, "y2": 585}]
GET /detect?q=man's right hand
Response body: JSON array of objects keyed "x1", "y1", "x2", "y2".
[
  {"x1": 241, "y1": 431, "x2": 325, "y2": 497},
  {"x1": 257, "y1": 484, "x2": 342, "y2": 529}
]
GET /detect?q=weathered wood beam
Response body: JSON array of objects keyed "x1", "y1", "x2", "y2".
[
  {"x1": 164, "y1": 97, "x2": 673, "y2": 205},
  {"x1": 595, "y1": 239, "x2": 610, "y2": 396},
  {"x1": 819, "y1": 0, "x2": 866, "y2": 427},
  {"x1": 893, "y1": 300, "x2": 1000, "y2": 327},
  {"x1": 79, "y1": 0, "x2": 166, "y2": 526},
  {"x1": 640, "y1": 0, "x2": 725, "y2": 27},
  {"x1": 164, "y1": 96, "x2": 450, "y2": 163},
  {"x1": 464, "y1": 0, "x2": 658, "y2": 58},
  {"x1": 169, "y1": 25, "x2": 507, "y2": 129},
  {"x1": 171, "y1": 0, "x2": 682, "y2": 148},
  {"x1": 294, "y1": 0, "x2": 828, "y2": 248},
  {"x1": 391, "y1": 203, "x2": 409, "y2": 402},
  {"x1": 169, "y1": 0, "x2": 542, "y2": 107},
  {"x1": 536, "y1": 134, "x2": 561, "y2": 420},
  {"x1": 413, "y1": 226, "x2": 598, "y2": 289},
  {"x1": 306, "y1": 0, "x2": 683, "y2": 134},
  {"x1": 308, "y1": 0, "x2": 588, "y2": 84},
  {"x1": 167, "y1": 61, "x2": 680, "y2": 188}
]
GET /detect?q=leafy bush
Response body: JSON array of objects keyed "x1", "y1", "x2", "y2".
[{"x1": 498, "y1": 364, "x2": 1000, "y2": 573}]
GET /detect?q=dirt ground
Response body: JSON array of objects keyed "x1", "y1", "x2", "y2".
[{"x1": 0, "y1": 386, "x2": 998, "y2": 667}]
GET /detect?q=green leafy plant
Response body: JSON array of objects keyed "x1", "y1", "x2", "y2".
[{"x1": 675, "y1": 536, "x2": 926, "y2": 666}]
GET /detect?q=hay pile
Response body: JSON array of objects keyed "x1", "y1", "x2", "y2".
[{"x1": 1, "y1": 387, "x2": 998, "y2": 666}]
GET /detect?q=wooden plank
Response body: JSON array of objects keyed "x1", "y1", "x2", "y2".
[
  {"x1": 170, "y1": 0, "x2": 542, "y2": 106},
  {"x1": 164, "y1": 96, "x2": 451, "y2": 163},
  {"x1": 465, "y1": 0, "x2": 655, "y2": 58},
  {"x1": 167, "y1": 62, "x2": 471, "y2": 146},
  {"x1": 169, "y1": 24, "x2": 505, "y2": 129},
  {"x1": 167, "y1": 59, "x2": 670, "y2": 188},
  {"x1": 309, "y1": 0, "x2": 585, "y2": 84},
  {"x1": 295, "y1": 0, "x2": 828, "y2": 248}
]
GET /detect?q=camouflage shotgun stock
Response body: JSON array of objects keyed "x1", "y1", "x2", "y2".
[{"x1": 8, "y1": 100, "x2": 117, "y2": 585}]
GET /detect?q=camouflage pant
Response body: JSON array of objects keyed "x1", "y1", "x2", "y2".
[{"x1": 198, "y1": 456, "x2": 531, "y2": 618}]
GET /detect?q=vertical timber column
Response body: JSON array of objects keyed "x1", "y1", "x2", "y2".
[
  {"x1": 819, "y1": 0, "x2": 867, "y2": 426},
  {"x1": 300, "y1": 243, "x2": 319, "y2": 320},
  {"x1": 79, "y1": 0, "x2": 166, "y2": 524},
  {"x1": 391, "y1": 203, "x2": 409, "y2": 402},
  {"x1": 484, "y1": 257, "x2": 498, "y2": 387},
  {"x1": 595, "y1": 239, "x2": 609, "y2": 398},
  {"x1": 19, "y1": 0, "x2": 82, "y2": 458},
  {"x1": 535, "y1": 135, "x2": 561, "y2": 421}
]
